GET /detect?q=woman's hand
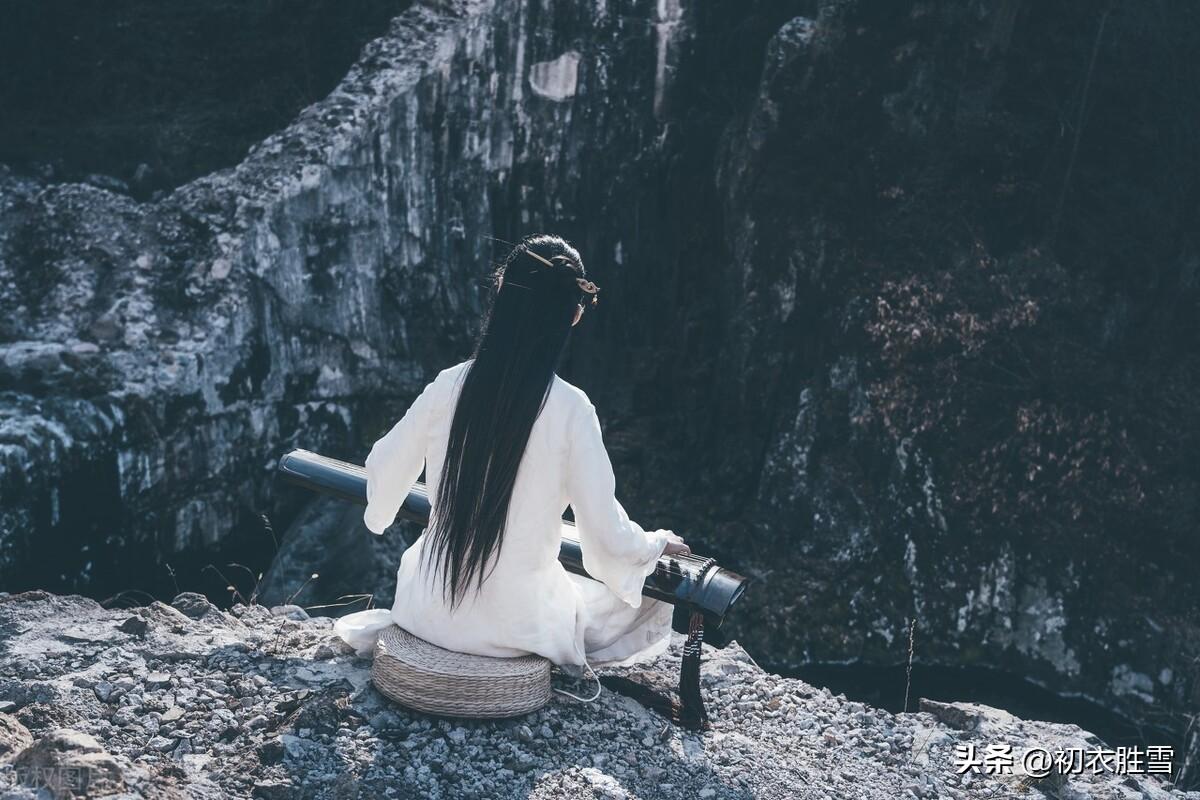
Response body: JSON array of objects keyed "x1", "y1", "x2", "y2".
[{"x1": 658, "y1": 529, "x2": 691, "y2": 557}]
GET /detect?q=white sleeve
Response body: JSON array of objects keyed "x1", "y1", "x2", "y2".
[
  {"x1": 362, "y1": 377, "x2": 439, "y2": 535},
  {"x1": 564, "y1": 399, "x2": 668, "y2": 608}
]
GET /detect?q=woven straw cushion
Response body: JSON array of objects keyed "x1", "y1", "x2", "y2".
[{"x1": 371, "y1": 625, "x2": 552, "y2": 718}]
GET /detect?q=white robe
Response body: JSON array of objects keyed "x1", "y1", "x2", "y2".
[{"x1": 333, "y1": 359, "x2": 673, "y2": 671}]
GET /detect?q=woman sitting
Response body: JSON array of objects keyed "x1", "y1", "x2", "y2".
[{"x1": 333, "y1": 233, "x2": 690, "y2": 698}]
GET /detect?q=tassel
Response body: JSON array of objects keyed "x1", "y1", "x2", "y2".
[
  {"x1": 599, "y1": 610, "x2": 711, "y2": 731},
  {"x1": 596, "y1": 560, "x2": 715, "y2": 729},
  {"x1": 677, "y1": 610, "x2": 710, "y2": 730}
]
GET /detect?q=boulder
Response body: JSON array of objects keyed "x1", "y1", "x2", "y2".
[
  {"x1": 11, "y1": 728, "x2": 125, "y2": 798},
  {"x1": 0, "y1": 713, "x2": 33, "y2": 761}
]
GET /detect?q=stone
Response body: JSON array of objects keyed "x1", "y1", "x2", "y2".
[
  {"x1": 0, "y1": 713, "x2": 33, "y2": 759},
  {"x1": 148, "y1": 736, "x2": 175, "y2": 752},
  {"x1": 311, "y1": 643, "x2": 337, "y2": 660},
  {"x1": 257, "y1": 737, "x2": 285, "y2": 765},
  {"x1": 11, "y1": 729, "x2": 125, "y2": 798},
  {"x1": 252, "y1": 779, "x2": 295, "y2": 799},
  {"x1": 269, "y1": 605, "x2": 309, "y2": 621},
  {"x1": 283, "y1": 688, "x2": 348, "y2": 736},
  {"x1": 279, "y1": 733, "x2": 308, "y2": 760},
  {"x1": 145, "y1": 671, "x2": 172, "y2": 688},
  {"x1": 917, "y1": 698, "x2": 983, "y2": 731},
  {"x1": 171, "y1": 593, "x2": 218, "y2": 620}
]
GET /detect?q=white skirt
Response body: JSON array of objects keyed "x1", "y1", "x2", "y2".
[{"x1": 333, "y1": 571, "x2": 672, "y2": 671}]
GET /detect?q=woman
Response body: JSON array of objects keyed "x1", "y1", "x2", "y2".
[{"x1": 333, "y1": 234, "x2": 690, "y2": 701}]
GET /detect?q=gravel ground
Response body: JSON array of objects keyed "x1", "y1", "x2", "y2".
[{"x1": 0, "y1": 591, "x2": 1192, "y2": 799}]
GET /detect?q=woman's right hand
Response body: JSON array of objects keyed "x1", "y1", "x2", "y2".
[{"x1": 658, "y1": 529, "x2": 691, "y2": 557}]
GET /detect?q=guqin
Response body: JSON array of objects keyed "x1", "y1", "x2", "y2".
[{"x1": 276, "y1": 448, "x2": 748, "y2": 626}]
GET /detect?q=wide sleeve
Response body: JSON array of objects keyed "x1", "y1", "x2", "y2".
[
  {"x1": 564, "y1": 399, "x2": 669, "y2": 609},
  {"x1": 362, "y1": 377, "x2": 440, "y2": 535}
]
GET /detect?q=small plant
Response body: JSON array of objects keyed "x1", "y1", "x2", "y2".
[
  {"x1": 164, "y1": 563, "x2": 180, "y2": 596},
  {"x1": 903, "y1": 617, "x2": 917, "y2": 713},
  {"x1": 286, "y1": 573, "x2": 320, "y2": 605},
  {"x1": 226, "y1": 562, "x2": 263, "y2": 606},
  {"x1": 202, "y1": 564, "x2": 249, "y2": 605},
  {"x1": 304, "y1": 593, "x2": 375, "y2": 613},
  {"x1": 99, "y1": 589, "x2": 157, "y2": 609},
  {"x1": 260, "y1": 512, "x2": 279, "y2": 552}
]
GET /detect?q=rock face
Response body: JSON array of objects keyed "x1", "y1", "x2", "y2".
[
  {"x1": 0, "y1": 0, "x2": 685, "y2": 599},
  {"x1": 2, "y1": 0, "x2": 1198, "y2": 787},
  {"x1": 0, "y1": 0, "x2": 415, "y2": 200},
  {"x1": 0, "y1": 590, "x2": 1192, "y2": 799},
  {"x1": 676, "y1": 3, "x2": 1200, "y2": 783}
]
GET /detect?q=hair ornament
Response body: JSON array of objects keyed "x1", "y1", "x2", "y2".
[
  {"x1": 521, "y1": 246, "x2": 600, "y2": 307},
  {"x1": 576, "y1": 277, "x2": 600, "y2": 306}
]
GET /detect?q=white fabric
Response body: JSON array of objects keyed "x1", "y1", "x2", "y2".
[{"x1": 333, "y1": 359, "x2": 673, "y2": 671}]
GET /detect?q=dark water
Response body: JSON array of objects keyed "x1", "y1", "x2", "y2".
[{"x1": 778, "y1": 660, "x2": 1182, "y2": 756}]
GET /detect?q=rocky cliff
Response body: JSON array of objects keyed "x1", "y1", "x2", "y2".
[
  {"x1": 0, "y1": 591, "x2": 1193, "y2": 799},
  {"x1": 1, "y1": 0, "x2": 1197, "y2": 787}
]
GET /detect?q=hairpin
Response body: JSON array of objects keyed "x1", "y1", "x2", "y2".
[{"x1": 522, "y1": 248, "x2": 600, "y2": 306}]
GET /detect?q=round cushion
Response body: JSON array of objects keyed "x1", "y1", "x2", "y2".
[{"x1": 371, "y1": 625, "x2": 551, "y2": 718}]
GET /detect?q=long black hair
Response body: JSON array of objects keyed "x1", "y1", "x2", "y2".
[{"x1": 420, "y1": 234, "x2": 596, "y2": 609}]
